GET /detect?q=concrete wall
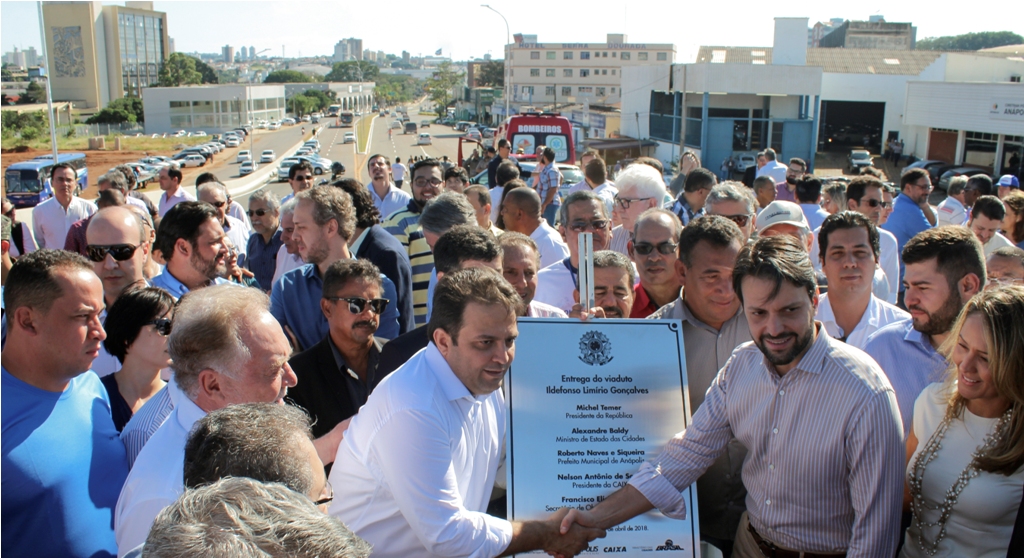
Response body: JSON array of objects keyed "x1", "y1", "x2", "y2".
[
  {"x1": 681, "y1": 63, "x2": 821, "y2": 96},
  {"x1": 904, "y1": 81, "x2": 1024, "y2": 137},
  {"x1": 43, "y1": 1, "x2": 103, "y2": 108},
  {"x1": 944, "y1": 53, "x2": 1024, "y2": 83},
  {"x1": 143, "y1": 84, "x2": 287, "y2": 134},
  {"x1": 620, "y1": 65, "x2": 670, "y2": 139}
]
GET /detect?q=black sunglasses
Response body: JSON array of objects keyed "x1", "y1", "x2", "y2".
[
  {"x1": 86, "y1": 244, "x2": 139, "y2": 263},
  {"x1": 568, "y1": 219, "x2": 610, "y2": 233},
  {"x1": 720, "y1": 214, "x2": 753, "y2": 228},
  {"x1": 145, "y1": 318, "x2": 172, "y2": 336},
  {"x1": 324, "y1": 297, "x2": 390, "y2": 315},
  {"x1": 633, "y1": 241, "x2": 678, "y2": 256},
  {"x1": 247, "y1": 208, "x2": 269, "y2": 217}
]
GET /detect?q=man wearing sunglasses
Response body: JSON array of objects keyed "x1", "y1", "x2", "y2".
[
  {"x1": 282, "y1": 161, "x2": 315, "y2": 205},
  {"x1": 244, "y1": 188, "x2": 283, "y2": 291},
  {"x1": 610, "y1": 163, "x2": 666, "y2": 256},
  {"x1": 198, "y1": 182, "x2": 248, "y2": 269},
  {"x1": 627, "y1": 209, "x2": 683, "y2": 318},
  {"x1": 150, "y1": 201, "x2": 231, "y2": 298},
  {"x1": 705, "y1": 182, "x2": 759, "y2": 242},
  {"x1": 534, "y1": 191, "x2": 613, "y2": 314},
  {"x1": 85, "y1": 206, "x2": 152, "y2": 377}
]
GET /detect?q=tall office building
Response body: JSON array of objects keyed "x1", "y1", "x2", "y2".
[
  {"x1": 41, "y1": 1, "x2": 169, "y2": 107},
  {"x1": 349, "y1": 38, "x2": 363, "y2": 61},
  {"x1": 249, "y1": 46, "x2": 255, "y2": 60},
  {"x1": 333, "y1": 40, "x2": 350, "y2": 63},
  {"x1": 332, "y1": 38, "x2": 364, "y2": 62},
  {"x1": 222, "y1": 45, "x2": 234, "y2": 63}
]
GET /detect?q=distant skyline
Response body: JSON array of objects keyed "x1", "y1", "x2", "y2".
[{"x1": 2, "y1": 0, "x2": 1017, "y2": 64}]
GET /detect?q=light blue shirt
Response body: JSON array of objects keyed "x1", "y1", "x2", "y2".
[
  {"x1": 881, "y1": 194, "x2": 933, "y2": 291},
  {"x1": 800, "y1": 203, "x2": 830, "y2": 232},
  {"x1": 863, "y1": 318, "x2": 948, "y2": 434},
  {"x1": 150, "y1": 269, "x2": 230, "y2": 299}
]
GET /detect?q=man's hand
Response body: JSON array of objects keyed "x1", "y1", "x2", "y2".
[
  {"x1": 544, "y1": 508, "x2": 605, "y2": 558},
  {"x1": 568, "y1": 304, "x2": 606, "y2": 321},
  {"x1": 558, "y1": 508, "x2": 601, "y2": 536},
  {"x1": 312, "y1": 417, "x2": 352, "y2": 465}
]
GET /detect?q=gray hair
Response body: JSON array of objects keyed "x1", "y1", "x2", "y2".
[
  {"x1": 184, "y1": 403, "x2": 315, "y2": 496},
  {"x1": 144, "y1": 477, "x2": 372, "y2": 558},
  {"x1": 98, "y1": 170, "x2": 128, "y2": 194},
  {"x1": 280, "y1": 198, "x2": 298, "y2": 217},
  {"x1": 823, "y1": 181, "x2": 847, "y2": 209},
  {"x1": 614, "y1": 162, "x2": 667, "y2": 200},
  {"x1": 248, "y1": 188, "x2": 280, "y2": 213},
  {"x1": 419, "y1": 191, "x2": 475, "y2": 235},
  {"x1": 705, "y1": 181, "x2": 756, "y2": 215},
  {"x1": 197, "y1": 181, "x2": 228, "y2": 200},
  {"x1": 948, "y1": 175, "x2": 969, "y2": 197},
  {"x1": 632, "y1": 208, "x2": 683, "y2": 240},
  {"x1": 559, "y1": 190, "x2": 608, "y2": 226},
  {"x1": 169, "y1": 284, "x2": 269, "y2": 399},
  {"x1": 497, "y1": 231, "x2": 541, "y2": 266},
  {"x1": 593, "y1": 250, "x2": 635, "y2": 286}
]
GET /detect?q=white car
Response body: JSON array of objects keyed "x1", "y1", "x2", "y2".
[
  {"x1": 173, "y1": 130, "x2": 187, "y2": 137},
  {"x1": 181, "y1": 154, "x2": 206, "y2": 168},
  {"x1": 417, "y1": 132, "x2": 432, "y2": 145},
  {"x1": 343, "y1": 132, "x2": 356, "y2": 144},
  {"x1": 193, "y1": 131, "x2": 207, "y2": 137},
  {"x1": 295, "y1": 147, "x2": 313, "y2": 157},
  {"x1": 295, "y1": 155, "x2": 331, "y2": 175},
  {"x1": 239, "y1": 160, "x2": 259, "y2": 176},
  {"x1": 301, "y1": 115, "x2": 312, "y2": 123},
  {"x1": 282, "y1": 117, "x2": 296, "y2": 125},
  {"x1": 224, "y1": 137, "x2": 240, "y2": 148},
  {"x1": 269, "y1": 122, "x2": 281, "y2": 130},
  {"x1": 237, "y1": 150, "x2": 252, "y2": 163},
  {"x1": 303, "y1": 140, "x2": 320, "y2": 152},
  {"x1": 204, "y1": 142, "x2": 223, "y2": 153},
  {"x1": 260, "y1": 150, "x2": 276, "y2": 163},
  {"x1": 278, "y1": 158, "x2": 301, "y2": 181}
]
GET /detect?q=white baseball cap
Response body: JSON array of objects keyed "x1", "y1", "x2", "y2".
[{"x1": 756, "y1": 200, "x2": 811, "y2": 234}]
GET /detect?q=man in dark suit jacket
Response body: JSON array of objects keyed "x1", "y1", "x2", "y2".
[{"x1": 334, "y1": 179, "x2": 415, "y2": 335}]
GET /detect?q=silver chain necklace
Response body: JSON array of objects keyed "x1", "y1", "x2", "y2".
[{"x1": 907, "y1": 407, "x2": 1012, "y2": 556}]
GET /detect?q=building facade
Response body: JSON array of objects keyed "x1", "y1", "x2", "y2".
[
  {"x1": 818, "y1": 20, "x2": 916, "y2": 50},
  {"x1": 282, "y1": 82, "x2": 375, "y2": 112},
  {"x1": 142, "y1": 84, "x2": 287, "y2": 134}
]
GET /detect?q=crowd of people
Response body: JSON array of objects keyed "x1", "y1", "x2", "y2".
[{"x1": 1, "y1": 142, "x2": 1023, "y2": 558}]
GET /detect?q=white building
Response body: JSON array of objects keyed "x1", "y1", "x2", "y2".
[
  {"x1": 142, "y1": 84, "x2": 286, "y2": 134},
  {"x1": 283, "y1": 82, "x2": 375, "y2": 111}
]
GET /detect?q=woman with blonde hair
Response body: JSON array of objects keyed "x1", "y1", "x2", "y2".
[{"x1": 902, "y1": 285, "x2": 1024, "y2": 557}]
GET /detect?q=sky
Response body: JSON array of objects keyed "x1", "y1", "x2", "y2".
[{"x1": 2, "y1": 0, "x2": 1019, "y2": 63}]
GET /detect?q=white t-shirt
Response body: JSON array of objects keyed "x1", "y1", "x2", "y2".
[
  {"x1": 391, "y1": 163, "x2": 407, "y2": 181},
  {"x1": 529, "y1": 221, "x2": 570, "y2": 268}
]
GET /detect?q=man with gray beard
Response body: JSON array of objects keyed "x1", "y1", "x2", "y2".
[{"x1": 150, "y1": 201, "x2": 230, "y2": 298}]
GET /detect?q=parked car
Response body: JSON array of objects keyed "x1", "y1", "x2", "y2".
[
  {"x1": 417, "y1": 132, "x2": 432, "y2": 145},
  {"x1": 847, "y1": 149, "x2": 873, "y2": 172},
  {"x1": 465, "y1": 129, "x2": 482, "y2": 141},
  {"x1": 278, "y1": 158, "x2": 301, "y2": 181},
  {"x1": 260, "y1": 150, "x2": 276, "y2": 163},
  {"x1": 269, "y1": 121, "x2": 281, "y2": 130},
  {"x1": 295, "y1": 155, "x2": 332, "y2": 175},
  {"x1": 470, "y1": 161, "x2": 583, "y2": 192},
  {"x1": 296, "y1": 147, "x2": 314, "y2": 157},
  {"x1": 301, "y1": 115, "x2": 312, "y2": 123},
  {"x1": 180, "y1": 154, "x2": 207, "y2": 168},
  {"x1": 391, "y1": 120, "x2": 403, "y2": 129},
  {"x1": 139, "y1": 156, "x2": 172, "y2": 168},
  {"x1": 343, "y1": 132, "x2": 356, "y2": 144},
  {"x1": 937, "y1": 167, "x2": 988, "y2": 191},
  {"x1": 420, "y1": 120, "x2": 431, "y2": 128},
  {"x1": 224, "y1": 137, "x2": 241, "y2": 148},
  {"x1": 173, "y1": 130, "x2": 187, "y2": 137},
  {"x1": 193, "y1": 131, "x2": 207, "y2": 137},
  {"x1": 237, "y1": 150, "x2": 252, "y2": 163},
  {"x1": 239, "y1": 160, "x2": 259, "y2": 176},
  {"x1": 733, "y1": 153, "x2": 757, "y2": 172},
  {"x1": 304, "y1": 140, "x2": 320, "y2": 152},
  {"x1": 282, "y1": 117, "x2": 297, "y2": 125}
]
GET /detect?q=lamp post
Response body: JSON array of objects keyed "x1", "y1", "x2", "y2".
[
  {"x1": 481, "y1": 4, "x2": 510, "y2": 124},
  {"x1": 37, "y1": 1, "x2": 58, "y2": 163}
]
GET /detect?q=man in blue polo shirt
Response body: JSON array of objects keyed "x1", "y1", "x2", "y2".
[
  {"x1": 149, "y1": 201, "x2": 231, "y2": 298},
  {"x1": 2, "y1": 250, "x2": 129, "y2": 557},
  {"x1": 271, "y1": 186, "x2": 401, "y2": 351},
  {"x1": 881, "y1": 168, "x2": 936, "y2": 306}
]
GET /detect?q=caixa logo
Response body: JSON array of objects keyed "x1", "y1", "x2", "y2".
[
  {"x1": 603, "y1": 547, "x2": 626, "y2": 553},
  {"x1": 655, "y1": 539, "x2": 683, "y2": 551}
]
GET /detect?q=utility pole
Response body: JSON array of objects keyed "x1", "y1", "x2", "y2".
[{"x1": 37, "y1": 1, "x2": 58, "y2": 163}]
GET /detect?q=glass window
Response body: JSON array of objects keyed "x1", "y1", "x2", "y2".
[
  {"x1": 563, "y1": 51, "x2": 573, "y2": 60},
  {"x1": 657, "y1": 52, "x2": 668, "y2": 61},
  {"x1": 597, "y1": 87, "x2": 606, "y2": 96},
  {"x1": 545, "y1": 86, "x2": 555, "y2": 96},
  {"x1": 603, "y1": 52, "x2": 608, "y2": 57},
  {"x1": 530, "y1": 68, "x2": 540, "y2": 77},
  {"x1": 578, "y1": 87, "x2": 593, "y2": 94},
  {"x1": 771, "y1": 122, "x2": 785, "y2": 153},
  {"x1": 524, "y1": 86, "x2": 535, "y2": 95},
  {"x1": 638, "y1": 52, "x2": 648, "y2": 60},
  {"x1": 170, "y1": 114, "x2": 192, "y2": 127},
  {"x1": 530, "y1": 51, "x2": 540, "y2": 59},
  {"x1": 546, "y1": 69, "x2": 555, "y2": 77},
  {"x1": 621, "y1": 52, "x2": 631, "y2": 60},
  {"x1": 580, "y1": 69, "x2": 590, "y2": 77},
  {"x1": 612, "y1": 69, "x2": 616, "y2": 75},
  {"x1": 254, "y1": 98, "x2": 266, "y2": 110},
  {"x1": 602, "y1": 69, "x2": 607, "y2": 75},
  {"x1": 581, "y1": 52, "x2": 590, "y2": 60},
  {"x1": 612, "y1": 52, "x2": 617, "y2": 58},
  {"x1": 563, "y1": 69, "x2": 572, "y2": 78},
  {"x1": 562, "y1": 86, "x2": 572, "y2": 97},
  {"x1": 611, "y1": 87, "x2": 616, "y2": 93},
  {"x1": 546, "y1": 51, "x2": 555, "y2": 59}
]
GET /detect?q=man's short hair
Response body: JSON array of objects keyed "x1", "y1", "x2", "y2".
[
  {"x1": 615, "y1": 162, "x2": 667, "y2": 199},
  {"x1": 114, "y1": 164, "x2": 138, "y2": 191},
  {"x1": 248, "y1": 188, "x2": 280, "y2": 213},
  {"x1": 504, "y1": 186, "x2": 541, "y2": 218},
  {"x1": 584, "y1": 157, "x2": 607, "y2": 185},
  {"x1": 496, "y1": 160, "x2": 520, "y2": 186},
  {"x1": 677, "y1": 215, "x2": 744, "y2": 268},
  {"x1": 990, "y1": 246, "x2": 1024, "y2": 267},
  {"x1": 169, "y1": 284, "x2": 271, "y2": 398},
  {"x1": 367, "y1": 153, "x2": 391, "y2": 168},
  {"x1": 183, "y1": 403, "x2": 316, "y2": 495},
  {"x1": 332, "y1": 178, "x2": 380, "y2": 229},
  {"x1": 972, "y1": 195, "x2": 1005, "y2": 222},
  {"x1": 433, "y1": 225, "x2": 501, "y2": 274},
  {"x1": 558, "y1": 190, "x2": 608, "y2": 225},
  {"x1": 154, "y1": 201, "x2": 219, "y2": 261},
  {"x1": 295, "y1": 186, "x2": 356, "y2": 241},
  {"x1": 633, "y1": 208, "x2": 683, "y2": 240},
  {"x1": 280, "y1": 197, "x2": 297, "y2": 217},
  {"x1": 845, "y1": 175, "x2": 884, "y2": 205},
  {"x1": 3, "y1": 249, "x2": 93, "y2": 314},
  {"x1": 789, "y1": 157, "x2": 806, "y2": 170},
  {"x1": 861, "y1": 166, "x2": 887, "y2": 180},
  {"x1": 541, "y1": 146, "x2": 556, "y2": 164},
  {"x1": 165, "y1": 166, "x2": 183, "y2": 184},
  {"x1": 763, "y1": 148, "x2": 777, "y2": 161},
  {"x1": 444, "y1": 166, "x2": 470, "y2": 184},
  {"x1": 947, "y1": 176, "x2": 968, "y2": 197},
  {"x1": 99, "y1": 170, "x2": 128, "y2": 193},
  {"x1": 144, "y1": 477, "x2": 371, "y2": 558},
  {"x1": 464, "y1": 184, "x2": 491, "y2": 210},
  {"x1": 50, "y1": 162, "x2": 76, "y2": 178},
  {"x1": 103, "y1": 287, "x2": 176, "y2": 364},
  {"x1": 902, "y1": 226, "x2": 986, "y2": 292},
  {"x1": 967, "y1": 174, "x2": 994, "y2": 197},
  {"x1": 322, "y1": 258, "x2": 383, "y2": 299},
  {"x1": 683, "y1": 167, "x2": 717, "y2": 193},
  {"x1": 794, "y1": 174, "x2": 822, "y2": 204},
  {"x1": 428, "y1": 267, "x2": 522, "y2": 344},
  {"x1": 411, "y1": 158, "x2": 443, "y2": 177},
  {"x1": 419, "y1": 192, "x2": 475, "y2": 235},
  {"x1": 900, "y1": 167, "x2": 929, "y2": 191},
  {"x1": 497, "y1": 138, "x2": 511, "y2": 149},
  {"x1": 288, "y1": 161, "x2": 314, "y2": 180},
  {"x1": 194, "y1": 172, "x2": 218, "y2": 187},
  {"x1": 96, "y1": 189, "x2": 125, "y2": 209},
  {"x1": 580, "y1": 148, "x2": 599, "y2": 161},
  {"x1": 197, "y1": 181, "x2": 228, "y2": 201},
  {"x1": 631, "y1": 156, "x2": 664, "y2": 175},
  {"x1": 593, "y1": 250, "x2": 635, "y2": 286},
  {"x1": 752, "y1": 175, "x2": 775, "y2": 192},
  {"x1": 817, "y1": 211, "x2": 880, "y2": 263},
  {"x1": 733, "y1": 235, "x2": 816, "y2": 304},
  {"x1": 497, "y1": 232, "x2": 540, "y2": 264},
  {"x1": 706, "y1": 182, "x2": 756, "y2": 215}
]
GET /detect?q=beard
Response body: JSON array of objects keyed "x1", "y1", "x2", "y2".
[
  {"x1": 191, "y1": 248, "x2": 226, "y2": 280},
  {"x1": 302, "y1": 235, "x2": 331, "y2": 265},
  {"x1": 909, "y1": 291, "x2": 963, "y2": 336},
  {"x1": 756, "y1": 324, "x2": 814, "y2": 369}
]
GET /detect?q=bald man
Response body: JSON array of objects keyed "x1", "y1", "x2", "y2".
[
  {"x1": 85, "y1": 206, "x2": 151, "y2": 377},
  {"x1": 500, "y1": 187, "x2": 569, "y2": 268}
]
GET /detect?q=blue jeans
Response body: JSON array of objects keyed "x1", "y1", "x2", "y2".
[{"x1": 543, "y1": 203, "x2": 559, "y2": 226}]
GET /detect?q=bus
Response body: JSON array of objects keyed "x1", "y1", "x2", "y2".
[
  {"x1": 328, "y1": 104, "x2": 341, "y2": 117},
  {"x1": 495, "y1": 112, "x2": 576, "y2": 164},
  {"x1": 338, "y1": 111, "x2": 354, "y2": 127},
  {"x1": 4, "y1": 152, "x2": 88, "y2": 208}
]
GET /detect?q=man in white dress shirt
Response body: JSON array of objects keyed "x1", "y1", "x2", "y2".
[
  {"x1": 197, "y1": 181, "x2": 249, "y2": 265},
  {"x1": 157, "y1": 166, "x2": 195, "y2": 218},
  {"x1": 533, "y1": 191, "x2": 612, "y2": 313},
  {"x1": 815, "y1": 211, "x2": 909, "y2": 349},
  {"x1": 113, "y1": 285, "x2": 299, "y2": 555},
  {"x1": 500, "y1": 187, "x2": 569, "y2": 268},
  {"x1": 754, "y1": 147, "x2": 788, "y2": 185},
  {"x1": 329, "y1": 267, "x2": 604, "y2": 557},
  {"x1": 968, "y1": 195, "x2": 1015, "y2": 258},
  {"x1": 566, "y1": 155, "x2": 617, "y2": 217},
  {"x1": 32, "y1": 163, "x2": 96, "y2": 249},
  {"x1": 497, "y1": 232, "x2": 567, "y2": 318},
  {"x1": 368, "y1": 154, "x2": 412, "y2": 218}
]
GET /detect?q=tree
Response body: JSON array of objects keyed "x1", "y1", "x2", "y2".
[
  {"x1": 324, "y1": 60, "x2": 379, "y2": 82},
  {"x1": 19, "y1": 81, "x2": 45, "y2": 104},
  {"x1": 263, "y1": 70, "x2": 310, "y2": 83},
  {"x1": 86, "y1": 97, "x2": 144, "y2": 124},
  {"x1": 477, "y1": 60, "x2": 504, "y2": 87},
  {"x1": 301, "y1": 89, "x2": 333, "y2": 112},
  {"x1": 423, "y1": 61, "x2": 464, "y2": 117},
  {"x1": 157, "y1": 52, "x2": 202, "y2": 87},
  {"x1": 288, "y1": 94, "x2": 319, "y2": 116},
  {"x1": 194, "y1": 58, "x2": 219, "y2": 84},
  {"x1": 375, "y1": 74, "x2": 420, "y2": 105},
  {"x1": 916, "y1": 31, "x2": 1023, "y2": 51}
]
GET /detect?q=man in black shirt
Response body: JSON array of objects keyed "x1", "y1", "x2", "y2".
[{"x1": 487, "y1": 138, "x2": 520, "y2": 188}]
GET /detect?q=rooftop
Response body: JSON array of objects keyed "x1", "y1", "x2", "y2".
[{"x1": 694, "y1": 46, "x2": 946, "y2": 75}]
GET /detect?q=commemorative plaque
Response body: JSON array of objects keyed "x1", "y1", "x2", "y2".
[{"x1": 506, "y1": 318, "x2": 700, "y2": 557}]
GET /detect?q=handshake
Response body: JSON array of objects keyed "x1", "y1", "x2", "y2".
[{"x1": 532, "y1": 508, "x2": 605, "y2": 558}]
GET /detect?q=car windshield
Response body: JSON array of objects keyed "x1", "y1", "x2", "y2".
[
  {"x1": 559, "y1": 167, "x2": 584, "y2": 184},
  {"x1": 5, "y1": 170, "x2": 41, "y2": 193},
  {"x1": 852, "y1": 152, "x2": 870, "y2": 160}
]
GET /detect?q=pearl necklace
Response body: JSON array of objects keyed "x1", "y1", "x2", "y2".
[{"x1": 907, "y1": 407, "x2": 1012, "y2": 556}]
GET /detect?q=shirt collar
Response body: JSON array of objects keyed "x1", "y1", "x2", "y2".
[
  {"x1": 895, "y1": 192, "x2": 922, "y2": 213},
  {"x1": 678, "y1": 296, "x2": 741, "y2": 333},
  {"x1": 903, "y1": 320, "x2": 939, "y2": 354},
  {"x1": 175, "y1": 382, "x2": 208, "y2": 430},
  {"x1": 818, "y1": 293, "x2": 881, "y2": 336},
  {"x1": 787, "y1": 322, "x2": 831, "y2": 375},
  {"x1": 350, "y1": 227, "x2": 371, "y2": 256},
  {"x1": 424, "y1": 342, "x2": 476, "y2": 402}
]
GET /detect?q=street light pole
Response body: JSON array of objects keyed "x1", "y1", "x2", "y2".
[
  {"x1": 481, "y1": 4, "x2": 510, "y2": 124},
  {"x1": 37, "y1": 1, "x2": 58, "y2": 163}
]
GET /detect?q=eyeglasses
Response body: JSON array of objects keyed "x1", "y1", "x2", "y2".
[
  {"x1": 315, "y1": 480, "x2": 334, "y2": 507},
  {"x1": 292, "y1": 174, "x2": 313, "y2": 181},
  {"x1": 633, "y1": 241, "x2": 678, "y2": 256},
  {"x1": 247, "y1": 208, "x2": 270, "y2": 217},
  {"x1": 861, "y1": 198, "x2": 883, "y2": 208},
  {"x1": 324, "y1": 296, "x2": 390, "y2": 315},
  {"x1": 413, "y1": 177, "x2": 443, "y2": 188},
  {"x1": 145, "y1": 318, "x2": 172, "y2": 336},
  {"x1": 614, "y1": 196, "x2": 652, "y2": 210},
  {"x1": 719, "y1": 213, "x2": 753, "y2": 228},
  {"x1": 86, "y1": 244, "x2": 139, "y2": 262},
  {"x1": 881, "y1": 201, "x2": 893, "y2": 209},
  {"x1": 208, "y1": 200, "x2": 227, "y2": 208},
  {"x1": 567, "y1": 219, "x2": 610, "y2": 233}
]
